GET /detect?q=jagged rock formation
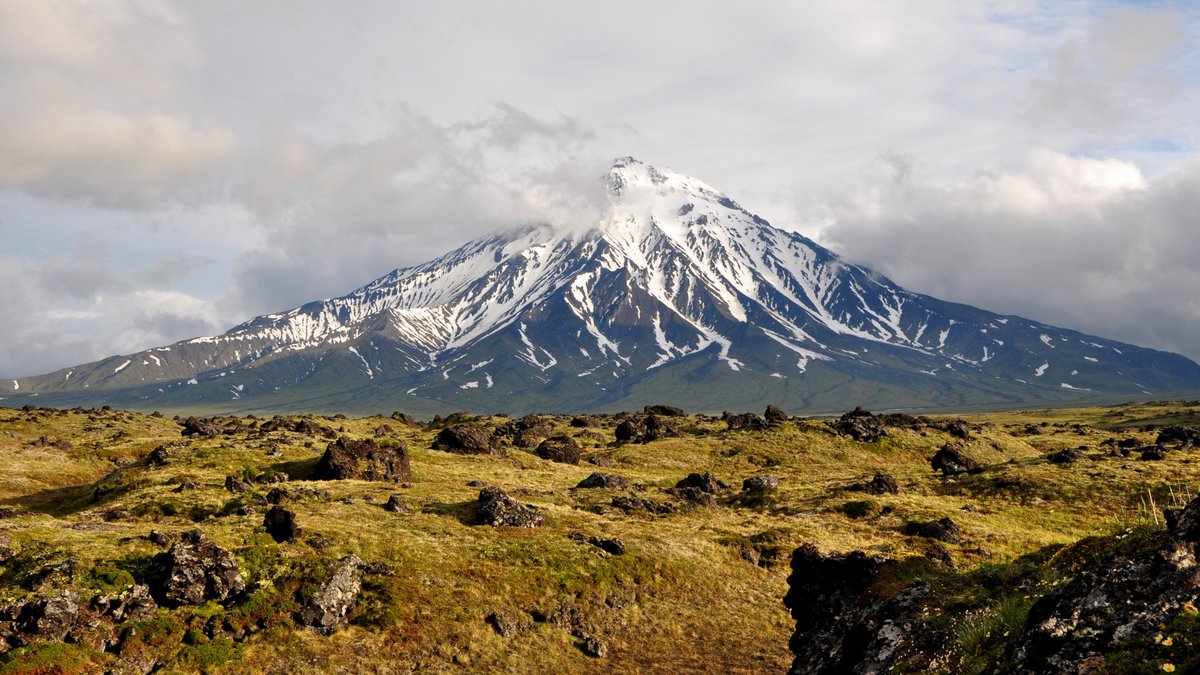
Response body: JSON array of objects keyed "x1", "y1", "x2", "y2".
[
  {"x1": 314, "y1": 436, "x2": 411, "y2": 482},
  {"x1": 154, "y1": 529, "x2": 245, "y2": 607},
  {"x1": 1006, "y1": 495, "x2": 1200, "y2": 671},
  {"x1": 295, "y1": 555, "x2": 364, "y2": 634},
  {"x1": 783, "y1": 544, "x2": 952, "y2": 674}
]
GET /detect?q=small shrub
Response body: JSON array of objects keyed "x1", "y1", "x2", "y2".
[{"x1": 840, "y1": 499, "x2": 881, "y2": 519}]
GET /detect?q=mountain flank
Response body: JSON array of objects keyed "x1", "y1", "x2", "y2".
[{"x1": 7, "y1": 157, "x2": 1199, "y2": 415}]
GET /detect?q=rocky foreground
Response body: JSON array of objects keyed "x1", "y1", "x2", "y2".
[{"x1": 1, "y1": 402, "x2": 1200, "y2": 672}]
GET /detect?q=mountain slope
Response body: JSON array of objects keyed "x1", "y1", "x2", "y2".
[{"x1": 7, "y1": 157, "x2": 1200, "y2": 415}]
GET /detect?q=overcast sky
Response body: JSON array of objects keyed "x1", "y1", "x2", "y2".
[{"x1": 1, "y1": 0, "x2": 1199, "y2": 377}]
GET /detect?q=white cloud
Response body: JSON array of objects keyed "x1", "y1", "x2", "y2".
[
  {"x1": 818, "y1": 151, "x2": 1200, "y2": 361},
  {"x1": 0, "y1": 253, "x2": 223, "y2": 376}
]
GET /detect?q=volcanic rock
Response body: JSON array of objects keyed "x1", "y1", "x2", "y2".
[
  {"x1": 314, "y1": 437, "x2": 411, "y2": 482},
  {"x1": 476, "y1": 487, "x2": 544, "y2": 528},
  {"x1": 295, "y1": 555, "x2": 363, "y2": 634},
  {"x1": 930, "y1": 445, "x2": 981, "y2": 476},
  {"x1": 155, "y1": 529, "x2": 245, "y2": 607},
  {"x1": 432, "y1": 424, "x2": 500, "y2": 454}
]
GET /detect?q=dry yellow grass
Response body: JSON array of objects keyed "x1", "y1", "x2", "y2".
[{"x1": 0, "y1": 401, "x2": 1198, "y2": 672}]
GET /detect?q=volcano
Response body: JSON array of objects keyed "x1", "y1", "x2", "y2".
[{"x1": 8, "y1": 157, "x2": 1199, "y2": 415}]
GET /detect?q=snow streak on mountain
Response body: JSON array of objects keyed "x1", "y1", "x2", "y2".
[{"x1": 8, "y1": 158, "x2": 1200, "y2": 415}]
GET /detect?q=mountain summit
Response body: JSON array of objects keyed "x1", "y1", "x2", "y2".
[{"x1": 8, "y1": 158, "x2": 1200, "y2": 415}]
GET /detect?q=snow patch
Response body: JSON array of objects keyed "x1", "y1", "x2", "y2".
[
  {"x1": 1034, "y1": 362, "x2": 1049, "y2": 377},
  {"x1": 114, "y1": 360, "x2": 131, "y2": 374},
  {"x1": 1084, "y1": 356, "x2": 1098, "y2": 363},
  {"x1": 1060, "y1": 382, "x2": 1092, "y2": 391},
  {"x1": 517, "y1": 323, "x2": 559, "y2": 371},
  {"x1": 1039, "y1": 334, "x2": 1054, "y2": 348},
  {"x1": 186, "y1": 378, "x2": 198, "y2": 385},
  {"x1": 460, "y1": 381, "x2": 479, "y2": 389},
  {"x1": 348, "y1": 346, "x2": 374, "y2": 379}
]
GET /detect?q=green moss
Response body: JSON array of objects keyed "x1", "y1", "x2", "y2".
[
  {"x1": 0, "y1": 642, "x2": 98, "y2": 675},
  {"x1": 175, "y1": 637, "x2": 238, "y2": 671},
  {"x1": 82, "y1": 562, "x2": 135, "y2": 593}
]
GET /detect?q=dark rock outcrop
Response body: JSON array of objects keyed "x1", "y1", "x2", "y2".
[
  {"x1": 903, "y1": 517, "x2": 962, "y2": 544},
  {"x1": 643, "y1": 404, "x2": 685, "y2": 417},
  {"x1": 225, "y1": 474, "x2": 254, "y2": 494},
  {"x1": 1157, "y1": 425, "x2": 1200, "y2": 449},
  {"x1": 581, "y1": 635, "x2": 609, "y2": 658},
  {"x1": 0, "y1": 585, "x2": 156, "y2": 654},
  {"x1": 742, "y1": 475, "x2": 781, "y2": 493},
  {"x1": 575, "y1": 472, "x2": 629, "y2": 489},
  {"x1": 180, "y1": 416, "x2": 221, "y2": 438},
  {"x1": 487, "y1": 610, "x2": 519, "y2": 638},
  {"x1": 314, "y1": 437, "x2": 411, "y2": 482},
  {"x1": 263, "y1": 506, "x2": 300, "y2": 543},
  {"x1": 930, "y1": 444, "x2": 981, "y2": 476},
  {"x1": 846, "y1": 472, "x2": 899, "y2": 495},
  {"x1": 764, "y1": 405, "x2": 788, "y2": 425},
  {"x1": 1047, "y1": 447, "x2": 1083, "y2": 464},
  {"x1": 784, "y1": 544, "x2": 951, "y2": 674},
  {"x1": 830, "y1": 407, "x2": 889, "y2": 442},
  {"x1": 614, "y1": 415, "x2": 677, "y2": 444},
  {"x1": 432, "y1": 424, "x2": 500, "y2": 454},
  {"x1": 383, "y1": 494, "x2": 409, "y2": 513},
  {"x1": 1007, "y1": 493, "x2": 1200, "y2": 671},
  {"x1": 476, "y1": 487, "x2": 544, "y2": 528},
  {"x1": 1140, "y1": 446, "x2": 1167, "y2": 461},
  {"x1": 611, "y1": 495, "x2": 678, "y2": 515},
  {"x1": 295, "y1": 555, "x2": 363, "y2": 634},
  {"x1": 665, "y1": 486, "x2": 717, "y2": 507},
  {"x1": 832, "y1": 407, "x2": 975, "y2": 443},
  {"x1": 154, "y1": 529, "x2": 245, "y2": 607},
  {"x1": 536, "y1": 436, "x2": 582, "y2": 464},
  {"x1": 674, "y1": 472, "x2": 728, "y2": 493},
  {"x1": 614, "y1": 419, "x2": 644, "y2": 443},
  {"x1": 568, "y1": 532, "x2": 626, "y2": 555},
  {"x1": 724, "y1": 412, "x2": 766, "y2": 431}
]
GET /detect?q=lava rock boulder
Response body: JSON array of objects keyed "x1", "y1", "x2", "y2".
[
  {"x1": 476, "y1": 487, "x2": 544, "y2": 528},
  {"x1": 154, "y1": 529, "x2": 245, "y2": 607},
  {"x1": 314, "y1": 437, "x2": 411, "y2": 482},
  {"x1": 432, "y1": 424, "x2": 501, "y2": 455}
]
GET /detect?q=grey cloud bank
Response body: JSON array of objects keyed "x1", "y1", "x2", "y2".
[{"x1": 1, "y1": 1, "x2": 1198, "y2": 376}]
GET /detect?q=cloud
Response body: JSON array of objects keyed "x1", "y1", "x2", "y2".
[
  {"x1": 1027, "y1": 6, "x2": 1187, "y2": 135},
  {"x1": 0, "y1": 0, "x2": 238, "y2": 209},
  {"x1": 0, "y1": 247, "x2": 223, "y2": 377},
  {"x1": 818, "y1": 151, "x2": 1200, "y2": 362},
  {"x1": 223, "y1": 104, "x2": 621, "y2": 317}
]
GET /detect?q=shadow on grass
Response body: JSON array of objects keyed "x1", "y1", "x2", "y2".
[
  {"x1": 1, "y1": 462, "x2": 150, "y2": 517},
  {"x1": 269, "y1": 457, "x2": 318, "y2": 481},
  {"x1": 421, "y1": 499, "x2": 478, "y2": 526}
]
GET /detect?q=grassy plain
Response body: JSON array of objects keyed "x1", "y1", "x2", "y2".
[{"x1": 0, "y1": 400, "x2": 1198, "y2": 673}]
